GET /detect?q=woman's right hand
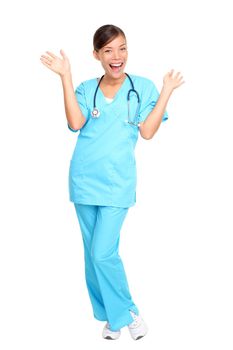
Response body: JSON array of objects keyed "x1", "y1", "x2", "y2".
[{"x1": 40, "y1": 49, "x2": 71, "y2": 77}]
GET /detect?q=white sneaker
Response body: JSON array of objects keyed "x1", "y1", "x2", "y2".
[
  {"x1": 128, "y1": 311, "x2": 148, "y2": 340},
  {"x1": 102, "y1": 322, "x2": 121, "y2": 340}
]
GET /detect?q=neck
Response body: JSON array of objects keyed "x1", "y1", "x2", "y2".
[{"x1": 102, "y1": 73, "x2": 126, "y2": 86}]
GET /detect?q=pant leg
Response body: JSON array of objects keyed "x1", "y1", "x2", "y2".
[
  {"x1": 91, "y1": 206, "x2": 139, "y2": 331},
  {"x1": 74, "y1": 203, "x2": 108, "y2": 321}
]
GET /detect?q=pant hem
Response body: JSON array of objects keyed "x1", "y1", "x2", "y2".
[{"x1": 109, "y1": 306, "x2": 140, "y2": 331}]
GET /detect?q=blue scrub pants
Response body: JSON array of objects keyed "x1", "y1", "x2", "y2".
[{"x1": 74, "y1": 203, "x2": 139, "y2": 331}]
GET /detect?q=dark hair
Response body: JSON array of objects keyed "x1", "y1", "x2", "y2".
[{"x1": 93, "y1": 24, "x2": 126, "y2": 52}]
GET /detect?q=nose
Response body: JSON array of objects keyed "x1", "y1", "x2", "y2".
[{"x1": 112, "y1": 49, "x2": 120, "y2": 59}]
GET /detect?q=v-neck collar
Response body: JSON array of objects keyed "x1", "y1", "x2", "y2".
[{"x1": 96, "y1": 74, "x2": 129, "y2": 104}]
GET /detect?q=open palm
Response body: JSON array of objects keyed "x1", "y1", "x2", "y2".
[
  {"x1": 163, "y1": 69, "x2": 185, "y2": 91},
  {"x1": 40, "y1": 49, "x2": 71, "y2": 76}
]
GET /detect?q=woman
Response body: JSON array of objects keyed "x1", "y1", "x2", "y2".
[{"x1": 40, "y1": 24, "x2": 184, "y2": 340}]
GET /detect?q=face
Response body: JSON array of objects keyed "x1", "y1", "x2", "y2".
[{"x1": 93, "y1": 35, "x2": 128, "y2": 80}]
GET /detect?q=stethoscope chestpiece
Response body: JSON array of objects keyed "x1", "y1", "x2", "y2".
[{"x1": 91, "y1": 108, "x2": 100, "y2": 118}]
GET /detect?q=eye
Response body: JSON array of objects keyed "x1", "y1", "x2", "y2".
[
  {"x1": 121, "y1": 47, "x2": 126, "y2": 51},
  {"x1": 105, "y1": 50, "x2": 111, "y2": 53}
]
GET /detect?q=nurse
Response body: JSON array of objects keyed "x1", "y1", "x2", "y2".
[{"x1": 40, "y1": 24, "x2": 185, "y2": 340}]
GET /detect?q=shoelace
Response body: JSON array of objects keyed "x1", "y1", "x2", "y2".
[{"x1": 129, "y1": 312, "x2": 140, "y2": 328}]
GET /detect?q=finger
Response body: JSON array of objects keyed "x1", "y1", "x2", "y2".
[
  {"x1": 174, "y1": 71, "x2": 181, "y2": 78},
  {"x1": 46, "y1": 51, "x2": 57, "y2": 59},
  {"x1": 170, "y1": 69, "x2": 174, "y2": 76},
  {"x1": 40, "y1": 59, "x2": 53, "y2": 69},
  {"x1": 40, "y1": 54, "x2": 52, "y2": 61},
  {"x1": 40, "y1": 56, "x2": 52, "y2": 65},
  {"x1": 179, "y1": 80, "x2": 185, "y2": 86},
  {"x1": 177, "y1": 75, "x2": 185, "y2": 83}
]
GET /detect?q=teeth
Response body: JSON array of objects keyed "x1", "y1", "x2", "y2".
[{"x1": 110, "y1": 63, "x2": 122, "y2": 67}]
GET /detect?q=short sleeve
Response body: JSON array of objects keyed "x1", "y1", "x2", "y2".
[
  {"x1": 67, "y1": 82, "x2": 89, "y2": 132},
  {"x1": 138, "y1": 80, "x2": 168, "y2": 123}
]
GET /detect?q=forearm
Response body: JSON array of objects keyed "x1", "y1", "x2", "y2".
[
  {"x1": 140, "y1": 86, "x2": 173, "y2": 139},
  {"x1": 60, "y1": 72, "x2": 86, "y2": 130}
]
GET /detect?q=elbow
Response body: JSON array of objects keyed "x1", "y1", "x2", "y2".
[
  {"x1": 67, "y1": 121, "x2": 81, "y2": 132},
  {"x1": 139, "y1": 123, "x2": 156, "y2": 140},
  {"x1": 140, "y1": 131, "x2": 155, "y2": 140},
  {"x1": 144, "y1": 127, "x2": 160, "y2": 140},
  {"x1": 139, "y1": 127, "x2": 151, "y2": 140},
  {"x1": 68, "y1": 124, "x2": 79, "y2": 132},
  {"x1": 142, "y1": 134, "x2": 152, "y2": 140},
  {"x1": 68, "y1": 115, "x2": 86, "y2": 131},
  {"x1": 71, "y1": 125, "x2": 80, "y2": 131}
]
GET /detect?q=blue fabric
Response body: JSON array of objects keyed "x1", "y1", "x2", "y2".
[
  {"x1": 68, "y1": 74, "x2": 169, "y2": 207},
  {"x1": 74, "y1": 203, "x2": 139, "y2": 331}
]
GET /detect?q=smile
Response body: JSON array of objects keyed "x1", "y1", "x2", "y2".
[{"x1": 109, "y1": 63, "x2": 123, "y2": 71}]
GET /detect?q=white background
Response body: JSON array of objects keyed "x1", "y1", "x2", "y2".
[{"x1": 0, "y1": 0, "x2": 232, "y2": 349}]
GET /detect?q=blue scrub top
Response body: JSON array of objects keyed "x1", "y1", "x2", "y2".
[{"x1": 68, "y1": 74, "x2": 168, "y2": 208}]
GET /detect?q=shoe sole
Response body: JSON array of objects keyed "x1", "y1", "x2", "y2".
[
  {"x1": 132, "y1": 329, "x2": 148, "y2": 340},
  {"x1": 136, "y1": 335, "x2": 145, "y2": 340},
  {"x1": 104, "y1": 336, "x2": 119, "y2": 340}
]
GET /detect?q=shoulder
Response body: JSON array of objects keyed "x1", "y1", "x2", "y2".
[
  {"x1": 128, "y1": 74, "x2": 155, "y2": 86},
  {"x1": 128, "y1": 74, "x2": 157, "y2": 94},
  {"x1": 75, "y1": 77, "x2": 98, "y2": 93},
  {"x1": 78, "y1": 77, "x2": 98, "y2": 88},
  {"x1": 128, "y1": 74, "x2": 158, "y2": 97}
]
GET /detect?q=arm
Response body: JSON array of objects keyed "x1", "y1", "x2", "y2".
[
  {"x1": 139, "y1": 85, "x2": 172, "y2": 139},
  {"x1": 60, "y1": 72, "x2": 86, "y2": 131},
  {"x1": 139, "y1": 69, "x2": 185, "y2": 140},
  {"x1": 40, "y1": 49, "x2": 86, "y2": 131}
]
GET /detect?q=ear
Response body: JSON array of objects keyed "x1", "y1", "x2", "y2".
[{"x1": 93, "y1": 50, "x2": 100, "y2": 61}]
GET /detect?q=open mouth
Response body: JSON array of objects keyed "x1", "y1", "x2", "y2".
[{"x1": 109, "y1": 63, "x2": 123, "y2": 72}]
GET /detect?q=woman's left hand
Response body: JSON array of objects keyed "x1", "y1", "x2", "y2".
[{"x1": 163, "y1": 69, "x2": 185, "y2": 91}]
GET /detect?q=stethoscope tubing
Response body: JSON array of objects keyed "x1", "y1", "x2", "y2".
[{"x1": 92, "y1": 73, "x2": 140, "y2": 126}]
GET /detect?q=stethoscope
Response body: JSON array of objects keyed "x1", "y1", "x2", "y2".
[{"x1": 91, "y1": 73, "x2": 141, "y2": 127}]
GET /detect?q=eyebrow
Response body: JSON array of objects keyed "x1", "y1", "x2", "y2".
[{"x1": 103, "y1": 43, "x2": 127, "y2": 49}]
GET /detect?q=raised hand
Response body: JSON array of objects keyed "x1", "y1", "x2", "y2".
[
  {"x1": 40, "y1": 49, "x2": 71, "y2": 77},
  {"x1": 163, "y1": 69, "x2": 185, "y2": 91}
]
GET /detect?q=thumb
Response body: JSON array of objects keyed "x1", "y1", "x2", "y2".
[{"x1": 60, "y1": 49, "x2": 67, "y2": 59}]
